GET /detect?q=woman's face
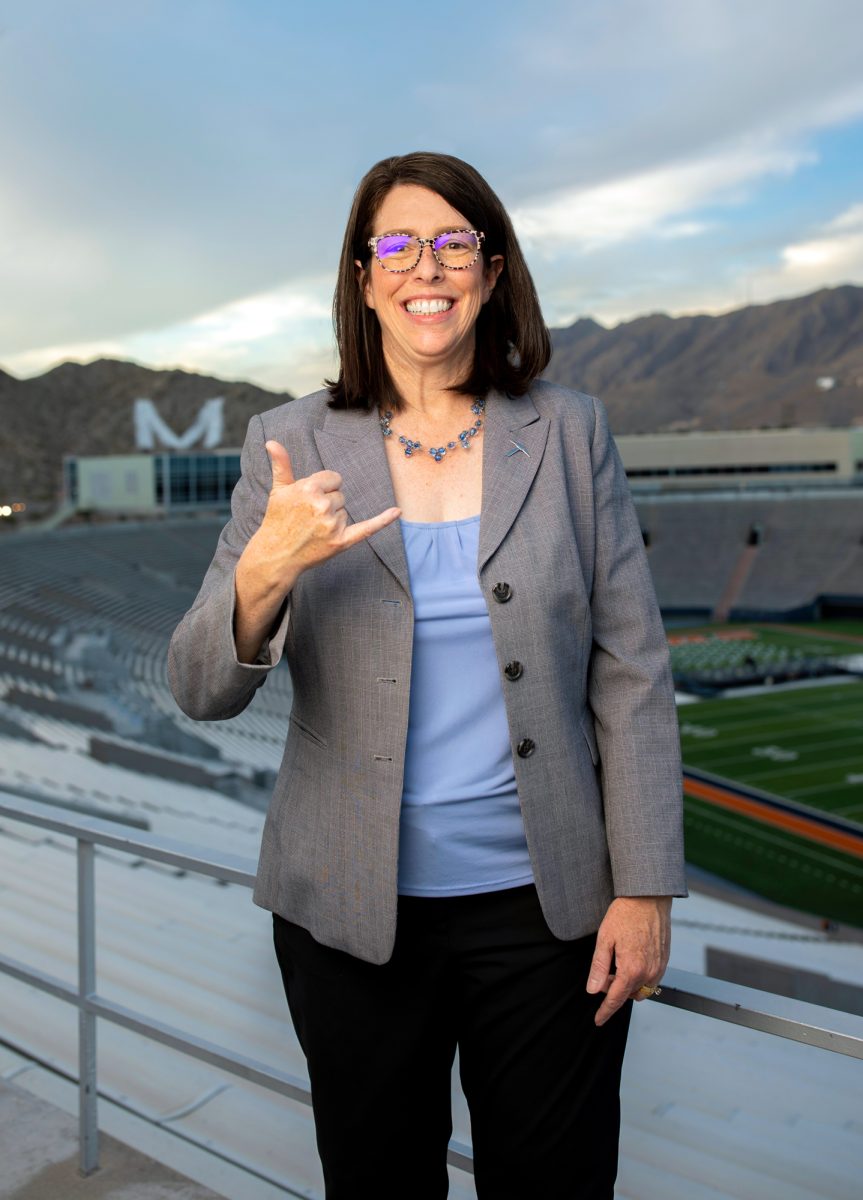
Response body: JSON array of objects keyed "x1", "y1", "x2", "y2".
[{"x1": 358, "y1": 184, "x2": 504, "y2": 382}]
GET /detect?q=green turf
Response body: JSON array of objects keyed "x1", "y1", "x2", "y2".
[
  {"x1": 673, "y1": 622, "x2": 863, "y2": 926},
  {"x1": 683, "y1": 794, "x2": 863, "y2": 927},
  {"x1": 679, "y1": 682, "x2": 863, "y2": 820},
  {"x1": 789, "y1": 619, "x2": 863, "y2": 638}
]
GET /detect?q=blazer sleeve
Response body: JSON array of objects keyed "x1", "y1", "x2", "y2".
[
  {"x1": 167, "y1": 413, "x2": 291, "y2": 721},
  {"x1": 586, "y1": 396, "x2": 687, "y2": 897}
]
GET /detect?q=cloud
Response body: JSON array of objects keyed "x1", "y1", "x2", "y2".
[
  {"x1": 773, "y1": 204, "x2": 863, "y2": 285},
  {"x1": 3, "y1": 278, "x2": 336, "y2": 397},
  {"x1": 541, "y1": 200, "x2": 863, "y2": 333},
  {"x1": 511, "y1": 143, "x2": 816, "y2": 253},
  {"x1": 825, "y1": 203, "x2": 863, "y2": 233}
]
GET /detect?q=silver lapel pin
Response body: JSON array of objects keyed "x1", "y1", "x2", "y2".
[{"x1": 505, "y1": 439, "x2": 530, "y2": 458}]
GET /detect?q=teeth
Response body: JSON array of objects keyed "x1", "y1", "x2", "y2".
[{"x1": 405, "y1": 299, "x2": 453, "y2": 314}]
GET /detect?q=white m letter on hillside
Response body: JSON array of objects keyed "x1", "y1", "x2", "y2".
[{"x1": 134, "y1": 397, "x2": 225, "y2": 449}]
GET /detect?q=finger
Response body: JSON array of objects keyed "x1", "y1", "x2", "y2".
[
  {"x1": 341, "y1": 507, "x2": 401, "y2": 547},
  {"x1": 586, "y1": 937, "x2": 613, "y2": 995},
  {"x1": 594, "y1": 974, "x2": 632, "y2": 1026},
  {"x1": 265, "y1": 441, "x2": 295, "y2": 487},
  {"x1": 300, "y1": 469, "x2": 344, "y2": 494},
  {"x1": 629, "y1": 979, "x2": 660, "y2": 1001}
]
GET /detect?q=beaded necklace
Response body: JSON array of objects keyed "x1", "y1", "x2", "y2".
[{"x1": 379, "y1": 397, "x2": 485, "y2": 463}]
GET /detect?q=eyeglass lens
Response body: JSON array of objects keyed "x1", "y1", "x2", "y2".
[{"x1": 375, "y1": 231, "x2": 480, "y2": 270}]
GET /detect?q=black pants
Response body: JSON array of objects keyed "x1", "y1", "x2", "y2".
[{"x1": 272, "y1": 884, "x2": 631, "y2": 1199}]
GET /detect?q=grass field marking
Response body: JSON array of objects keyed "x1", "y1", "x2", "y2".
[
  {"x1": 683, "y1": 731, "x2": 863, "y2": 771},
  {"x1": 681, "y1": 774, "x2": 863, "y2": 859},
  {"x1": 743, "y1": 751, "x2": 863, "y2": 787},
  {"x1": 691, "y1": 682, "x2": 863, "y2": 711},
  {"x1": 700, "y1": 692, "x2": 863, "y2": 724},
  {"x1": 685, "y1": 802, "x2": 863, "y2": 880},
  {"x1": 781, "y1": 778, "x2": 863, "y2": 801},
  {"x1": 836, "y1": 804, "x2": 863, "y2": 818},
  {"x1": 676, "y1": 715, "x2": 835, "y2": 744},
  {"x1": 678, "y1": 722, "x2": 718, "y2": 738},
  {"x1": 751, "y1": 745, "x2": 799, "y2": 762},
  {"x1": 680, "y1": 704, "x2": 863, "y2": 740},
  {"x1": 679, "y1": 709, "x2": 863, "y2": 750},
  {"x1": 685, "y1": 800, "x2": 863, "y2": 881},
  {"x1": 678, "y1": 735, "x2": 863, "y2": 782}
]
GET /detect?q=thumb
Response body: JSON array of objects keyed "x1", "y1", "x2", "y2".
[{"x1": 265, "y1": 440, "x2": 295, "y2": 487}]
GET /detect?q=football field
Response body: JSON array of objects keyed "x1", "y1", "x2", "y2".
[{"x1": 674, "y1": 623, "x2": 863, "y2": 927}]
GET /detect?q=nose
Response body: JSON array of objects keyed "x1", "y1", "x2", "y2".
[{"x1": 413, "y1": 241, "x2": 444, "y2": 281}]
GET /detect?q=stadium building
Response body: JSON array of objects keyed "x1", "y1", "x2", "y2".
[
  {"x1": 60, "y1": 424, "x2": 863, "y2": 514},
  {"x1": 63, "y1": 449, "x2": 243, "y2": 513},
  {"x1": 619, "y1": 426, "x2": 863, "y2": 490}
]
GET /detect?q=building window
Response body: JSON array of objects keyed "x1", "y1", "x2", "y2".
[
  {"x1": 626, "y1": 462, "x2": 838, "y2": 479},
  {"x1": 64, "y1": 459, "x2": 78, "y2": 502},
  {"x1": 169, "y1": 456, "x2": 193, "y2": 504}
]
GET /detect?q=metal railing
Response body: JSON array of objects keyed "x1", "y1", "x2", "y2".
[{"x1": 1, "y1": 790, "x2": 862, "y2": 1184}]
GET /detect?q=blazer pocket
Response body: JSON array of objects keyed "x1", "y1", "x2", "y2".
[
  {"x1": 580, "y1": 711, "x2": 600, "y2": 766},
  {"x1": 289, "y1": 713, "x2": 328, "y2": 748}
]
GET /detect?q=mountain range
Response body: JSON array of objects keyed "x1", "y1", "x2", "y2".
[
  {"x1": 1, "y1": 284, "x2": 862, "y2": 509},
  {"x1": 545, "y1": 284, "x2": 863, "y2": 434}
]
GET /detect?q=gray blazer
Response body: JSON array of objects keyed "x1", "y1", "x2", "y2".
[{"x1": 168, "y1": 381, "x2": 686, "y2": 963}]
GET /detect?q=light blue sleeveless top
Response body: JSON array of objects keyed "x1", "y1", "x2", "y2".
[{"x1": 397, "y1": 514, "x2": 534, "y2": 896}]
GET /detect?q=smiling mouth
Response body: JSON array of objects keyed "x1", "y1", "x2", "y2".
[{"x1": 404, "y1": 299, "x2": 454, "y2": 315}]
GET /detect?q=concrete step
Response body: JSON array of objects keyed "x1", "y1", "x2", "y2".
[{"x1": 0, "y1": 1076, "x2": 227, "y2": 1200}]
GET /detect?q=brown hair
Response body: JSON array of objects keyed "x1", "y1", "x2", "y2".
[{"x1": 326, "y1": 151, "x2": 551, "y2": 410}]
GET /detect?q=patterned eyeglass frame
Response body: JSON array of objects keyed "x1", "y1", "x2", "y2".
[{"x1": 367, "y1": 229, "x2": 485, "y2": 273}]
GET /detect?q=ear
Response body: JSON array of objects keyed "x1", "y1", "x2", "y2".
[
  {"x1": 355, "y1": 259, "x2": 375, "y2": 310},
  {"x1": 483, "y1": 255, "x2": 504, "y2": 303}
]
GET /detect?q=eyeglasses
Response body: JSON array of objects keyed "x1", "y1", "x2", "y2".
[{"x1": 367, "y1": 229, "x2": 484, "y2": 272}]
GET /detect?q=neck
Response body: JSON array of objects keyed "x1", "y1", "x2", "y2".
[{"x1": 382, "y1": 344, "x2": 475, "y2": 417}]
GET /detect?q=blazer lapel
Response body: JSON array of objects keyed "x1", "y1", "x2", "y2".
[
  {"x1": 478, "y1": 389, "x2": 550, "y2": 572},
  {"x1": 314, "y1": 407, "x2": 411, "y2": 596},
  {"x1": 313, "y1": 390, "x2": 548, "y2": 588}
]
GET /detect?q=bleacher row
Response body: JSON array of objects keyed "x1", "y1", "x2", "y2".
[
  {"x1": 0, "y1": 518, "x2": 292, "y2": 773},
  {"x1": 635, "y1": 493, "x2": 863, "y2": 613}
]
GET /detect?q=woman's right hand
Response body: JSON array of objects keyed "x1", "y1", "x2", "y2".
[
  {"x1": 250, "y1": 440, "x2": 400, "y2": 586},
  {"x1": 233, "y1": 441, "x2": 400, "y2": 662}
]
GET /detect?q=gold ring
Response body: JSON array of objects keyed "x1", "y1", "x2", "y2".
[{"x1": 637, "y1": 984, "x2": 662, "y2": 998}]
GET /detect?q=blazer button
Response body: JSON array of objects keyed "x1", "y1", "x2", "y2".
[
  {"x1": 492, "y1": 582, "x2": 513, "y2": 603},
  {"x1": 516, "y1": 738, "x2": 535, "y2": 758},
  {"x1": 504, "y1": 661, "x2": 523, "y2": 680}
]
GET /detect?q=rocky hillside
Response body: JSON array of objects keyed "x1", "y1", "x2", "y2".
[
  {"x1": 0, "y1": 360, "x2": 292, "y2": 508},
  {"x1": 545, "y1": 284, "x2": 863, "y2": 434}
]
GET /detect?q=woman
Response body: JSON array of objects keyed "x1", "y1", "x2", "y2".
[{"x1": 168, "y1": 151, "x2": 686, "y2": 1199}]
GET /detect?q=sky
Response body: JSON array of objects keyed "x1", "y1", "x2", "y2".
[{"x1": 1, "y1": 0, "x2": 863, "y2": 397}]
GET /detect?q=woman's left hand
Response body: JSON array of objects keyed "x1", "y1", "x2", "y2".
[{"x1": 586, "y1": 896, "x2": 672, "y2": 1026}]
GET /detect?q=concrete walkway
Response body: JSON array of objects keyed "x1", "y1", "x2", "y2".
[{"x1": 0, "y1": 1078, "x2": 226, "y2": 1200}]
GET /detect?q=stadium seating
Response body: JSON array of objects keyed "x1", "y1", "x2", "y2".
[
  {"x1": 635, "y1": 493, "x2": 863, "y2": 615},
  {"x1": 0, "y1": 518, "x2": 293, "y2": 774}
]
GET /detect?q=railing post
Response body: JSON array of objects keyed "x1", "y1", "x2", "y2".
[{"x1": 77, "y1": 839, "x2": 99, "y2": 1175}]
